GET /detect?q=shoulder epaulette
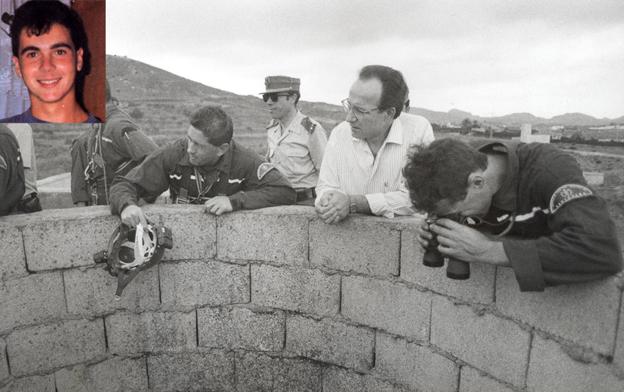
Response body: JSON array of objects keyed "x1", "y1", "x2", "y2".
[
  {"x1": 301, "y1": 116, "x2": 317, "y2": 134},
  {"x1": 266, "y1": 120, "x2": 279, "y2": 129}
]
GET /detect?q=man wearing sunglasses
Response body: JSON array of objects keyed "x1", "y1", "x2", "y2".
[
  {"x1": 262, "y1": 76, "x2": 327, "y2": 204},
  {"x1": 315, "y1": 65, "x2": 434, "y2": 224},
  {"x1": 403, "y1": 137, "x2": 622, "y2": 292}
]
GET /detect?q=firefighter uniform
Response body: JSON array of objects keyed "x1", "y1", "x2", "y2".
[
  {"x1": 469, "y1": 140, "x2": 622, "y2": 291},
  {"x1": 109, "y1": 138, "x2": 296, "y2": 215},
  {"x1": 0, "y1": 124, "x2": 25, "y2": 216}
]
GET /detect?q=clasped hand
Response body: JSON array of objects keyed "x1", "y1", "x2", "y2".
[{"x1": 315, "y1": 191, "x2": 349, "y2": 224}]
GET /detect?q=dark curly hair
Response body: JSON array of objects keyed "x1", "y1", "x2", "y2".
[
  {"x1": 403, "y1": 138, "x2": 488, "y2": 213},
  {"x1": 190, "y1": 106, "x2": 234, "y2": 146}
]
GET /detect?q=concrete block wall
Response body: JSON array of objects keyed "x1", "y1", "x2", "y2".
[{"x1": 0, "y1": 205, "x2": 623, "y2": 391}]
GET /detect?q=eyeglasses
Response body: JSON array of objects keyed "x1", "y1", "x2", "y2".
[
  {"x1": 262, "y1": 93, "x2": 291, "y2": 103},
  {"x1": 341, "y1": 98, "x2": 380, "y2": 117}
]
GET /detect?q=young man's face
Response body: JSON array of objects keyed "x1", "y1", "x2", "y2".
[
  {"x1": 12, "y1": 23, "x2": 83, "y2": 106},
  {"x1": 186, "y1": 125, "x2": 227, "y2": 167}
]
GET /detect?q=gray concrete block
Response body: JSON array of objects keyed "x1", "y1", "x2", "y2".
[
  {"x1": 157, "y1": 205, "x2": 217, "y2": 261},
  {"x1": 459, "y1": 366, "x2": 515, "y2": 392},
  {"x1": 0, "y1": 339, "x2": 7, "y2": 383},
  {"x1": 496, "y1": 268, "x2": 620, "y2": 355},
  {"x1": 400, "y1": 228, "x2": 495, "y2": 304},
  {"x1": 310, "y1": 217, "x2": 400, "y2": 276},
  {"x1": 235, "y1": 352, "x2": 323, "y2": 392},
  {"x1": 323, "y1": 367, "x2": 413, "y2": 392},
  {"x1": 22, "y1": 215, "x2": 118, "y2": 271},
  {"x1": 105, "y1": 311, "x2": 196, "y2": 355},
  {"x1": 6, "y1": 319, "x2": 106, "y2": 376},
  {"x1": 375, "y1": 333, "x2": 458, "y2": 392},
  {"x1": 273, "y1": 357, "x2": 323, "y2": 392},
  {"x1": 64, "y1": 266, "x2": 160, "y2": 316},
  {"x1": 198, "y1": 306, "x2": 284, "y2": 351},
  {"x1": 0, "y1": 375, "x2": 55, "y2": 392},
  {"x1": 527, "y1": 334, "x2": 624, "y2": 392},
  {"x1": 431, "y1": 296, "x2": 530, "y2": 386},
  {"x1": 251, "y1": 264, "x2": 340, "y2": 316},
  {"x1": 234, "y1": 352, "x2": 275, "y2": 392},
  {"x1": 0, "y1": 272, "x2": 66, "y2": 334},
  {"x1": 0, "y1": 226, "x2": 26, "y2": 281},
  {"x1": 342, "y1": 275, "x2": 431, "y2": 340},
  {"x1": 147, "y1": 351, "x2": 235, "y2": 392},
  {"x1": 285, "y1": 315, "x2": 374, "y2": 372},
  {"x1": 217, "y1": 209, "x2": 309, "y2": 266},
  {"x1": 160, "y1": 260, "x2": 249, "y2": 308},
  {"x1": 54, "y1": 357, "x2": 148, "y2": 392}
]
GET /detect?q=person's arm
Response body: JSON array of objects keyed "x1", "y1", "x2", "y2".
[
  {"x1": 228, "y1": 159, "x2": 296, "y2": 210},
  {"x1": 308, "y1": 123, "x2": 327, "y2": 171},
  {"x1": 110, "y1": 123, "x2": 158, "y2": 161},
  {"x1": 0, "y1": 137, "x2": 25, "y2": 215},
  {"x1": 363, "y1": 181, "x2": 415, "y2": 218},
  {"x1": 70, "y1": 137, "x2": 92, "y2": 205}
]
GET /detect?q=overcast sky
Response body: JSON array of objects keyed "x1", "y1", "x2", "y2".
[{"x1": 107, "y1": 0, "x2": 624, "y2": 119}]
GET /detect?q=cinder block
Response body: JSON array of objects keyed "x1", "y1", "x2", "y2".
[
  {"x1": 217, "y1": 209, "x2": 309, "y2": 266},
  {"x1": 459, "y1": 366, "x2": 515, "y2": 392},
  {"x1": 64, "y1": 266, "x2": 159, "y2": 316},
  {"x1": 431, "y1": 296, "x2": 530, "y2": 386},
  {"x1": 615, "y1": 298, "x2": 624, "y2": 373},
  {"x1": 198, "y1": 306, "x2": 284, "y2": 351},
  {"x1": 251, "y1": 264, "x2": 340, "y2": 316},
  {"x1": 105, "y1": 311, "x2": 196, "y2": 355},
  {"x1": 342, "y1": 276, "x2": 431, "y2": 340},
  {"x1": 54, "y1": 357, "x2": 148, "y2": 392},
  {"x1": 0, "y1": 375, "x2": 55, "y2": 392},
  {"x1": 310, "y1": 217, "x2": 400, "y2": 276},
  {"x1": 147, "y1": 351, "x2": 235, "y2": 392},
  {"x1": 235, "y1": 352, "x2": 323, "y2": 392},
  {"x1": 6, "y1": 319, "x2": 106, "y2": 376},
  {"x1": 375, "y1": 333, "x2": 458, "y2": 392},
  {"x1": 323, "y1": 367, "x2": 413, "y2": 392},
  {"x1": 527, "y1": 334, "x2": 624, "y2": 392},
  {"x1": 0, "y1": 226, "x2": 26, "y2": 281},
  {"x1": 0, "y1": 272, "x2": 66, "y2": 334},
  {"x1": 401, "y1": 228, "x2": 495, "y2": 304},
  {"x1": 22, "y1": 215, "x2": 118, "y2": 271},
  {"x1": 0, "y1": 339, "x2": 8, "y2": 383},
  {"x1": 160, "y1": 260, "x2": 249, "y2": 308},
  {"x1": 496, "y1": 268, "x2": 620, "y2": 355},
  {"x1": 285, "y1": 315, "x2": 374, "y2": 372},
  {"x1": 157, "y1": 205, "x2": 217, "y2": 261}
]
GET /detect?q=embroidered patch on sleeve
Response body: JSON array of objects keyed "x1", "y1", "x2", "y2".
[
  {"x1": 549, "y1": 184, "x2": 593, "y2": 213},
  {"x1": 301, "y1": 117, "x2": 317, "y2": 134},
  {"x1": 257, "y1": 162, "x2": 275, "y2": 180}
]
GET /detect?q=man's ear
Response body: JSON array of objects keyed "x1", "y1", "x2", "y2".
[
  {"x1": 468, "y1": 173, "x2": 485, "y2": 189},
  {"x1": 76, "y1": 48, "x2": 84, "y2": 72},
  {"x1": 216, "y1": 142, "x2": 230, "y2": 157},
  {"x1": 12, "y1": 56, "x2": 23, "y2": 79},
  {"x1": 384, "y1": 106, "x2": 396, "y2": 119}
]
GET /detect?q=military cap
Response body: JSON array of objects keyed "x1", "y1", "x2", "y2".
[{"x1": 261, "y1": 76, "x2": 300, "y2": 94}]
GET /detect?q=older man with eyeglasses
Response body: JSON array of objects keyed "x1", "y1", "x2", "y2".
[
  {"x1": 315, "y1": 65, "x2": 434, "y2": 224},
  {"x1": 262, "y1": 76, "x2": 327, "y2": 204}
]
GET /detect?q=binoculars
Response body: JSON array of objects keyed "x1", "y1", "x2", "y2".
[{"x1": 422, "y1": 218, "x2": 470, "y2": 280}]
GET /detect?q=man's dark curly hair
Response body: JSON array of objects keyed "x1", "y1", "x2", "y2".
[
  {"x1": 190, "y1": 106, "x2": 234, "y2": 146},
  {"x1": 403, "y1": 138, "x2": 488, "y2": 213},
  {"x1": 11, "y1": 0, "x2": 91, "y2": 111}
]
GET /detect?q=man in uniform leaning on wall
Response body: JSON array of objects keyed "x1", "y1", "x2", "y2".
[
  {"x1": 109, "y1": 105, "x2": 296, "y2": 227},
  {"x1": 262, "y1": 75, "x2": 327, "y2": 204},
  {"x1": 0, "y1": 124, "x2": 25, "y2": 215}
]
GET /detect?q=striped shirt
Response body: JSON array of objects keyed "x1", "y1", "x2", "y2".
[{"x1": 315, "y1": 112, "x2": 434, "y2": 217}]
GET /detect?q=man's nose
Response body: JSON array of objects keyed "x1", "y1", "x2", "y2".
[
  {"x1": 40, "y1": 53, "x2": 55, "y2": 71},
  {"x1": 346, "y1": 109, "x2": 357, "y2": 123}
]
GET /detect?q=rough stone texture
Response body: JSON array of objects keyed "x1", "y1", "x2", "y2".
[
  {"x1": 400, "y1": 228, "x2": 495, "y2": 304},
  {"x1": 64, "y1": 266, "x2": 160, "y2": 316},
  {"x1": 342, "y1": 275, "x2": 431, "y2": 340},
  {"x1": 198, "y1": 306, "x2": 284, "y2": 351},
  {"x1": 496, "y1": 268, "x2": 621, "y2": 355},
  {"x1": 615, "y1": 298, "x2": 624, "y2": 373},
  {"x1": 375, "y1": 333, "x2": 458, "y2": 392},
  {"x1": 217, "y1": 208, "x2": 309, "y2": 265},
  {"x1": 285, "y1": 315, "x2": 374, "y2": 372},
  {"x1": 0, "y1": 272, "x2": 66, "y2": 333},
  {"x1": 235, "y1": 352, "x2": 323, "y2": 392},
  {"x1": 6, "y1": 319, "x2": 106, "y2": 376},
  {"x1": 0, "y1": 375, "x2": 55, "y2": 392},
  {"x1": 459, "y1": 366, "x2": 515, "y2": 392},
  {"x1": 54, "y1": 357, "x2": 148, "y2": 392},
  {"x1": 106, "y1": 311, "x2": 196, "y2": 355},
  {"x1": 0, "y1": 339, "x2": 8, "y2": 383},
  {"x1": 323, "y1": 367, "x2": 413, "y2": 392},
  {"x1": 310, "y1": 217, "x2": 400, "y2": 276},
  {"x1": 160, "y1": 260, "x2": 249, "y2": 308},
  {"x1": 147, "y1": 351, "x2": 235, "y2": 392},
  {"x1": 158, "y1": 206, "x2": 217, "y2": 261},
  {"x1": 252, "y1": 264, "x2": 340, "y2": 316},
  {"x1": 431, "y1": 296, "x2": 530, "y2": 386},
  {"x1": 527, "y1": 334, "x2": 624, "y2": 392},
  {"x1": 22, "y1": 215, "x2": 118, "y2": 271},
  {"x1": 0, "y1": 226, "x2": 26, "y2": 281}
]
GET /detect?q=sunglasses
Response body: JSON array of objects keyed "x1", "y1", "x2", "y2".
[{"x1": 262, "y1": 93, "x2": 291, "y2": 103}]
